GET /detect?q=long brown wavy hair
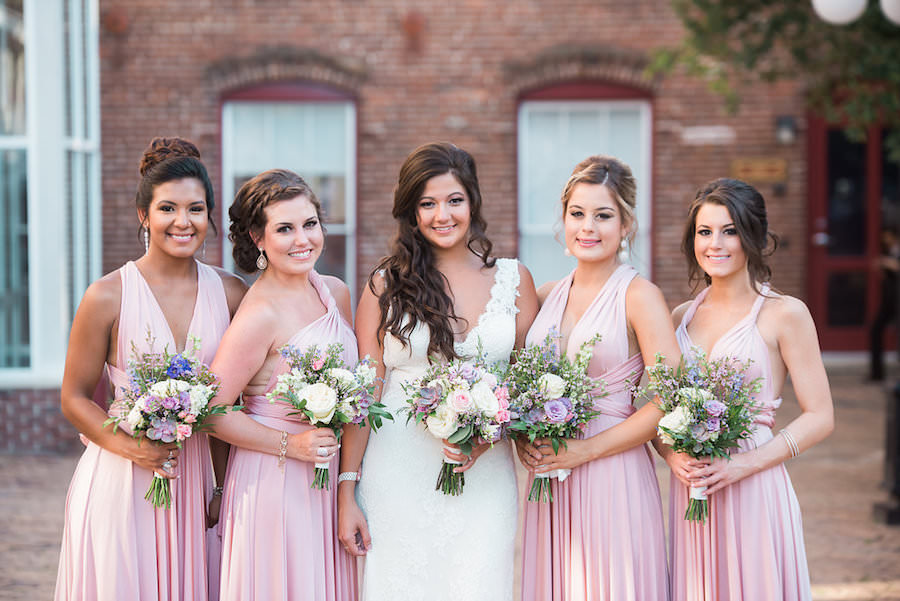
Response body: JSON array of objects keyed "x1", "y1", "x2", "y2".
[
  {"x1": 682, "y1": 178, "x2": 778, "y2": 294},
  {"x1": 370, "y1": 142, "x2": 495, "y2": 360}
]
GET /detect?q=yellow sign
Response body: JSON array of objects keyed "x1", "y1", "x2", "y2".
[{"x1": 730, "y1": 158, "x2": 788, "y2": 183}]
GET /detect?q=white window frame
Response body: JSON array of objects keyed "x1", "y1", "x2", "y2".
[
  {"x1": 517, "y1": 99, "x2": 653, "y2": 284},
  {"x1": 0, "y1": 0, "x2": 100, "y2": 387},
  {"x1": 221, "y1": 100, "x2": 357, "y2": 292}
]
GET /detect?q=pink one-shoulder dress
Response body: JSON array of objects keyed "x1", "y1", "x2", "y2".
[
  {"x1": 521, "y1": 264, "x2": 669, "y2": 601},
  {"x1": 670, "y1": 285, "x2": 811, "y2": 600},
  {"x1": 217, "y1": 271, "x2": 358, "y2": 601},
  {"x1": 55, "y1": 260, "x2": 230, "y2": 601}
]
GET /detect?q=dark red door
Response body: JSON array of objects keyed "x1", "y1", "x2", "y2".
[{"x1": 808, "y1": 119, "x2": 899, "y2": 350}]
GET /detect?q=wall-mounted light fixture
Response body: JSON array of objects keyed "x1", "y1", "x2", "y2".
[
  {"x1": 775, "y1": 115, "x2": 798, "y2": 145},
  {"x1": 812, "y1": 0, "x2": 900, "y2": 25}
]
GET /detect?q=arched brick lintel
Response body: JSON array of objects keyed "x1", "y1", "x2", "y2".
[
  {"x1": 504, "y1": 44, "x2": 658, "y2": 100},
  {"x1": 206, "y1": 46, "x2": 367, "y2": 100}
]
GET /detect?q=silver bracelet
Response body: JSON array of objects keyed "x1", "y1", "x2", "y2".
[
  {"x1": 338, "y1": 471, "x2": 360, "y2": 483},
  {"x1": 780, "y1": 428, "x2": 800, "y2": 458}
]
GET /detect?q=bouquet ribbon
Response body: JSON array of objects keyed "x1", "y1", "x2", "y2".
[
  {"x1": 441, "y1": 443, "x2": 464, "y2": 465},
  {"x1": 533, "y1": 468, "x2": 572, "y2": 482}
]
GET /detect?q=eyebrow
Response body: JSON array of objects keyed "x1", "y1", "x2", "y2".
[
  {"x1": 568, "y1": 203, "x2": 616, "y2": 211},
  {"x1": 696, "y1": 222, "x2": 736, "y2": 228},
  {"x1": 420, "y1": 192, "x2": 466, "y2": 201}
]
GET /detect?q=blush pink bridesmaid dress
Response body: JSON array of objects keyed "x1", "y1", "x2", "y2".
[
  {"x1": 217, "y1": 270, "x2": 357, "y2": 601},
  {"x1": 670, "y1": 285, "x2": 811, "y2": 601},
  {"x1": 55, "y1": 260, "x2": 230, "y2": 601},
  {"x1": 521, "y1": 264, "x2": 669, "y2": 601}
]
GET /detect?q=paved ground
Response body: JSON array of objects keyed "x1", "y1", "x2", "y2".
[{"x1": 2, "y1": 358, "x2": 900, "y2": 600}]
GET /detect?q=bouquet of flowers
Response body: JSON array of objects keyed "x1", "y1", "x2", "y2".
[
  {"x1": 267, "y1": 343, "x2": 392, "y2": 489},
  {"x1": 403, "y1": 354, "x2": 512, "y2": 496},
  {"x1": 506, "y1": 331, "x2": 604, "y2": 503},
  {"x1": 644, "y1": 349, "x2": 760, "y2": 522},
  {"x1": 105, "y1": 334, "x2": 228, "y2": 508}
]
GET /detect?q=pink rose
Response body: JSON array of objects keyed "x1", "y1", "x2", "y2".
[
  {"x1": 495, "y1": 408, "x2": 511, "y2": 423},
  {"x1": 495, "y1": 386, "x2": 510, "y2": 405},
  {"x1": 312, "y1": 358, "x2": 325, "y2": 370},
  {"x1": 178, "y1": 411, "x2": 187, "y2": 419},
  {"x1": 448, "y1": 389, "x2": 473, "y2": 413},
  {"x1": 183, "y1": 414, "x2": 197, "y2": 424},
  {"x1": 176, "y1": 423, "x2": 193, "y2": 441}
]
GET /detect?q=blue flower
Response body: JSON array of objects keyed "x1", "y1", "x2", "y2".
[{"x1": 166, "y1": 354, "x2": 192, "y2": 379}]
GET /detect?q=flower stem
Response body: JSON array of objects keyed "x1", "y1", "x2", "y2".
[
  {"x1": 311, "y1": 467, "x2": 330, "y2": 490},
  {"x1": 527, "y1": 476, "x2": 553, "y2": 503},
  {"x1": 435, "y1": 461, "x2": 465, "y2": 496},
  {"x1": 145, "y1": 474, "x2": 171, "y2": 508}
]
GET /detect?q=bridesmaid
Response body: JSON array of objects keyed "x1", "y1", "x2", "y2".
[
  {"x1": 665, "y1": 178, "x2": 834, "y2": 600},
  {"x1": 517, "y1": 155, "x2": 678, "y2": 601},
  {"x1": 207, "y1": 169, "x2": 357, "y2": 601},
  {"x1": 55, "y1": 137, "x2": 246, "y2": 600}
]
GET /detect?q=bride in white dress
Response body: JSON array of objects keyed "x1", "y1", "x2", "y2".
[{"x1": 338, "y1": 142, "x2": 538, "y2": 601}]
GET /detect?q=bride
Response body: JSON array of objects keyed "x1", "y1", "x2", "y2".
[{"x1": 337, "y1": 142, "x2": 538, "y2": 600}]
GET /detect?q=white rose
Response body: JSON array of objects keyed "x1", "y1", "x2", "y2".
[
  {"x1": 126, "y1": 405, "x2": 145, "y2": 429},
  {"x1": 677, "y1": 387, "x2": 714, "y2": 404},
  {"x1": 149, "y1": 378, "x2": 191, "y2": 398},
  {"x1": 188, "y1": 384, "x2": 213, "y2": 415},
  {"x1": 470, "y1": 381, "x2": 500, "y2": 417},
  {"x1": 327, "y1": 368, "x2": 356, "y2": 387},
  {"x1": 356, "y1": 363, "x2": 377, "y2": 386},
  {"x1": 425, "y1": 403, "x2": 459, "y2": 439},
  {"x1": 658, "y1": 431, "x2": 675, "y2": 446},
  {"x1": 658, "y1": 404, "x2": 691, "y2": 437},
  {"x1": 301, "y1": 382, "x2": 338, "y2": 425},
  {"x1": 538, "y1": 373, "x2": 567, "y2": 399}
]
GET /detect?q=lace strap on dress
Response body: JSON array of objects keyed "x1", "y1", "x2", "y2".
[{"x1": 484, "y1": 258, "x2": 520, "y2": 317}]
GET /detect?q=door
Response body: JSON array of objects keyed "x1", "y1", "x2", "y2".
[{"x1": 808, "y1": 118, "x2": 900, "y2": 350}]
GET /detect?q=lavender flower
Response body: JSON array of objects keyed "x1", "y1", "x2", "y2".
[
  {"x1": 166, "y1": 354, "x2": 192, "y2": 379},
  {"x1": 543, "y1": 399, "x2": 569, "y2": 423}
]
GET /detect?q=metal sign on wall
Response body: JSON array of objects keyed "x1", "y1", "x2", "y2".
[{"x1": 730, "y1": 158, "x2": 788, "y2": 183}]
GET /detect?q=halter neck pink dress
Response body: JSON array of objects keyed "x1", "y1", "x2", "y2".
[
  {"x1": 55, "y1": 260, "x2": 230, "y2": 601},
  {"x1": 521, "y1": 264, "x2": 669, "y2": 601},
  {"x1": 217, "y1": 271, "x2": 358, "y2": 601},
  {"x1": 671, "y1": 285, "x2": 811, "y2": 601}
]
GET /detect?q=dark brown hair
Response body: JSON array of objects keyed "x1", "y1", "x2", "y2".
[
  {"x1": 561, "y1": 155, "x2": 638, "y2": 245},
  {"x1": 228, "y1": 169, "x2": 321, "y2": 272},
  {"x1": 682, "y1": 178, "x2": 778, "y2": 292},
  {"x1": 370, "y1": 142, "x2": 495, "y2": 360},
  {"x1": 136, "y1": 137, "x2": 216, "y2": 235}
]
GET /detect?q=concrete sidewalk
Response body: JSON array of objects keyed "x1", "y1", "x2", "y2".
[{"x1": 1, "y1": 360, "x2": 899, "y2": 600}]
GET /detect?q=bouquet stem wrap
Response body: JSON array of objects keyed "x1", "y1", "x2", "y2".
[{"x1": 686, "y1": 485, "x2": 709, "y2": 523}]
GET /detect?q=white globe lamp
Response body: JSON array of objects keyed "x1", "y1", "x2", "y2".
[
  {"x1": 811, "y1": 0, "x2": 867, "y2": 24},
  {"x1": 880, "y1": 0, "x2": 900, "y2": 24}
]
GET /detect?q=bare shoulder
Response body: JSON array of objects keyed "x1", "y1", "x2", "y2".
[
  {"x1": 535, "y1": 280, "x2": 558, "y2": 305},
  {"x1": 80, "y1": 270, "x2": 123, "y2": 319},
  {"x1": 229, "y1": 284, "x2": 279, "y2": 331},
  {"x1": 760, "y1": 292, "x2": 814, "y2": 330},
  {"x1": 211, "y1": 266, "x2": 249, "y2": 314},
  {"x1": 366, "y1": 268, "x2": 387, "y2": 298},
  {"x1": 321, "y1": 274, "x2": 353, "y2": 321},
  {"x1": 625, "y1": 275, "x2": 667, "y2": 309}
]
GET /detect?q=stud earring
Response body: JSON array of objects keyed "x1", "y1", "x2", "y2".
[
  {"x1": 256, "y1": 248, "x2": 268, "y2": 270},
  {"x1": 143, "y1": 227, "x2": 150, "y2": 254}
]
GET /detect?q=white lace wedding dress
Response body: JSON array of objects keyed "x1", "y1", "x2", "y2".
[{"x1": 356, "y1": 258, "x2": 521, "y2": 601}]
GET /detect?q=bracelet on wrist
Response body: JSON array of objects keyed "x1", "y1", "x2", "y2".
[
  {"x1": 278, "y1": 431, "x2": 289, "y2": 469},
  {"x1": 338, "y1": 471, "x2": 361, "y2": 483},
  {"x1": 212, "y1": 486, "x2": 223, "y2": 497}
]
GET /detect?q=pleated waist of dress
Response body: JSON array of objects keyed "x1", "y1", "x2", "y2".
[
  {"x1": 590, "y1": 354, "x2": 644, "y2": 419},
  {"x1": 241, "y1": 394, "x2": 319, "y2": 436}
]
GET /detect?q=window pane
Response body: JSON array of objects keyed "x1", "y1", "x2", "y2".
[
  {"x1": 0, "y1": 148, "x2": 28, "y2": 367},
  {"x1": 0, "y1": 0, "x2": 25, "y2": 135},
  {"x1": 519, "y1": 233, "x2": 575, "y2": 286},
  {"x1": 317, "y1": 233, "x2": 346, "y2": 281},
  {"x1": 826, "y1": 271, "x2": 866, "y2": 327},
  {"x1": 827, "y1": 129, "x2": 867, "y2": 256}
]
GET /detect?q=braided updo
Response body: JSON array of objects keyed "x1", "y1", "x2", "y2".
[
  {"x1": 135, "y1": 136, "x2": 216, "y2": 234},
  {"x1": 228, "y1": 169, "x2": 322, "y2": 273}
]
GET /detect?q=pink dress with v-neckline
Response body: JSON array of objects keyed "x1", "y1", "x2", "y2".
[
  {"x1": 520, "y1": 264, "x2": 669, "y2": 601},
  {"x1": 55, "y1": 260, "x2": 230, "y2": 601},
  {"x1": 670, "y1": 285, "x2": 811, "y2": 601},
  {"x1": 217, "y1": 270, "x2": 358, "y2": 601}
]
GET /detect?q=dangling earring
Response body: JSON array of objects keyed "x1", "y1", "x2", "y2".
[
  {"x1": 200, "y1": 240, "x2": 207, "y2": 261},
  {"x1": 256, "y1": 248, "x2": 268, "y2": 270},
  {"x1": 564, "y1": 247, "x2": 572, "y2": 257},
  {"x1": 620, "y1": 238, "x2": 628, "y2": 251},
  {"x1": 143, "y1": 227, "x2": 150, "y2": 254}
]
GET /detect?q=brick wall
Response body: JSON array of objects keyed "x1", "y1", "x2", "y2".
[{"x1": 0, "y1": 389, "x2": 81, "y2": 454}]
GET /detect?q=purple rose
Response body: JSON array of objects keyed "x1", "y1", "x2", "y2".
[
  {"x1": 543, "y1": 399, "x2": 569, "y2": 423},
  {"x1": 704, "y1": 399, "x2": 726, "y2": 417},
  {"x1": 161, "y1": 396, "x2": 179, "y2": 411},
  {"x1": 706, "y1": 417, "x2": 721, "y2": 432}
]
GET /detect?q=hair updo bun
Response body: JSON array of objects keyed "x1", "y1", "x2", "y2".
[
  {"x1": 135, "y1": 136, "x2": 216, "y2": 235},
  {"x1": 139, "y1": 137, "x2": 202, "y2": 177}
]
